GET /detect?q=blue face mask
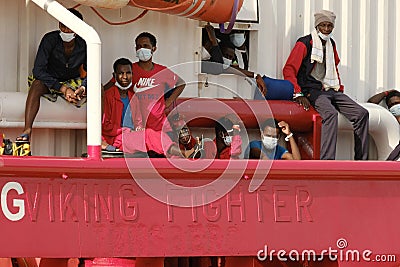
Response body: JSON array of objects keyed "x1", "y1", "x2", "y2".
[
  {"x1": 230, "y1": 33, "x2": 246, "y2": 47},
  {"x1": 389, "y1": 104, "x2": 400, "y2": 117}
]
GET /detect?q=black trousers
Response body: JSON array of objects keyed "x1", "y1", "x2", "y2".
[{"x1": 387, "y1": 142, "x2": 400, "y2": 161}]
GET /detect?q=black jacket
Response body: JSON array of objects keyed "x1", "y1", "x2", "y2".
[{"x1": 32, "y1": 30, "x2": 87, "y2": 91}]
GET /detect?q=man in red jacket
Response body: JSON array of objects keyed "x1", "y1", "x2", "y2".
[
  {"x1": 102, "y1": 58, "x2": 134, "y2": 151},
  {"x1": 102, "y1": 58, "x2": 182, "y2": 157},
  {"x1": 283, "y1": 10, "x2": 369, "y2": 160}
]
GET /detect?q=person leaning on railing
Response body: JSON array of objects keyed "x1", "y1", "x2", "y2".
[{"x1": 368, "y1": 89, "x2": 400, "y2": 161}]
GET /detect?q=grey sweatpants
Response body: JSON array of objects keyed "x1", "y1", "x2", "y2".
[{"x1": 309, "y1": 89, "x2": 369, "y2": 160}]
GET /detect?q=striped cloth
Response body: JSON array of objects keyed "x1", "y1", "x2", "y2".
[
  {"x1": 310, "y1": 29, "x2": 340, "y2": 91},
  {"x1": 28, "y1": 75, "x2": 86, "y2": 107}
]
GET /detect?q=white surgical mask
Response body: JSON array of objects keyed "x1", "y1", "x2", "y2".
[
  {"x1": 318, "y1": 31, "x2": 333, "y2": 41},
  {"x1": 136, "y1": 48, "x2": 153, "y2": 62},
  {"x1": 223, "y1": 135, "x2": 233, "y2": 146},
  {"x1": 115, "y1": 81, "x2": 132, "y2": 91},
  {"x1": 201, "y1": 46, "x2": 211, "y2": 61},
  {"x1": 389, "y1": 104, "x2": 400, "y2": 117},
  {"x1": 230, "y1": 33, "x2": 246, "y2": 48},
  {"x1": 60, "y1": 32, "x2": 75, "y2": 42},
  {"x1": 223, "y1": 57, "x2": 232, "y2": 69},
  {"x1": 262, "y1": 135, "x2": 278, "y2": 150}
]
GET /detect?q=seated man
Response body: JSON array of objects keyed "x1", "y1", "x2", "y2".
[
  {"x1": 102, "y1": 58, "x2": 134, "y2": 152},
  {"x1": 17, "y1": 8, "x2": 87, "y2": 144},
  {"x1": 368, "y1": 89, "x2": 400, "y2": 124},
  {"x1": 204, "y1": 115, "x2": 242, "y2": 159},
  {"x1": 169, "y1": 113, "x2": 199, "y2": 158},
  {"x1": 102, "y1": 58, "x2": 182, "y2": 158},
  {"x1": 245, "y1": 118, "x2": 301, "y2": 160},
  {"x1": 283, "y1": 10, "x2": 369, "y2": 160},
  {"x1": 219, "y1": 41, "x2": 293, "y2": 101},
  {"x1": 122, "y1": 128, "x2": 183, "y2": 158},
  {"x1": 368, "y1": 89, "x2": 400, "y2": 160}
]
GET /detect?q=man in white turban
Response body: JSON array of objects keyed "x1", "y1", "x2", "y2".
[{"x1": 283, "y1": 10, "x2": 369, "y2": 160}]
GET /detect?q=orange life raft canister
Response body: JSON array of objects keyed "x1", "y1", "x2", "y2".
[{"x1": 128, "y1": 0, "x2": 244, "y2": 23}]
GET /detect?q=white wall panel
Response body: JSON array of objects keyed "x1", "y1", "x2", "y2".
[
  {"x1": 2, "y1": 0, "x2": 399, "y2": 98},
  {"x1": 0, "y1": 1, "x2": 19, "y2": 92},
  {"x1": 261, "y1": 0, "x2": 400, "y2": 101}
]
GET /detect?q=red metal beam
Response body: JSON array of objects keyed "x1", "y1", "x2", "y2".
[{"x1": 0, "y1": 156, "x2": 399, "y2": 267}]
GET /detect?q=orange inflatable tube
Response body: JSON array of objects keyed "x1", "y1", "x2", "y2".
[{"x1": 128, "y1": 0, "x2": 244, "y2": 23}]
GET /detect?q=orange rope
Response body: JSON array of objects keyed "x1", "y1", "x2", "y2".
[
  {"x1": 90, "y1": 7, "x2": 148, "y2": 25},
  {"x1": 129, "y1": 0, "x2": 192, "y2": 12},
  {"x1": 70, "y1": 3, "x2": 148, "y2": 26}
]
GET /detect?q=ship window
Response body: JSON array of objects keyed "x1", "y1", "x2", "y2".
[
  {"x1": 236, "y1": 0, "x2": 259, "y2": 23},
  {"x1": 201, "y1": 26, "x2": 251, "y2": 75}
]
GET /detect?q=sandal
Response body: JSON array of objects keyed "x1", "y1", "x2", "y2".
[
  {"x1": 104, "y1": 145, "x2": 118, "y2": 152},
  {"x1": 16, "y1": 133, "x2": 30, "y2": 143},
  {"x1": 102, "y1": 145, "x2": 123, "y2": 158}
]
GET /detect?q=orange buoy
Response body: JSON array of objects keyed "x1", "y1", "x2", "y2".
[{"x1": 128, "y1": 0, "x2": 244, "y2": 23}]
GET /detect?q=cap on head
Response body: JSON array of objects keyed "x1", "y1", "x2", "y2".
[
  {"x1": 314, "y1": 10, "x2": 336, "y2": 27},
  {"x1": 68, "y1": 8, "x2": 83, "y2": 20}
]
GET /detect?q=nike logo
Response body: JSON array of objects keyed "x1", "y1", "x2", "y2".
[{"x1": 134, "y1": 77, "x2": 159, "y2": 93}]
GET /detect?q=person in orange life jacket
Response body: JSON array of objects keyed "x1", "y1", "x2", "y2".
[
  {"x1": 245, "y1": 118, "x2": 301, "y2": 160},
  {"x1": 283, "y1": 10, "x2": 369, "y2": 160},
  {"x1": 204, "y1": 115, "x2": 243, "y2": 159},
  {"x1": 368, "y1": 90, "x2": 400, "y2": 160},
  {"x1": 17, "y1": 8, "x2": 87, "y2": 143},
  {"x1": 102, "y1": 58, "x2": 134, "y2": 152}
]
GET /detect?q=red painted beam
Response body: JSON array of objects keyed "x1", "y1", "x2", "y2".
[
  {"x1": 0, "y1": 156, "x2": 398, "y2": 180},
  {"x1": 0, "y1": 156, "x2": 399, "y2": 266},
  {"x1": 173, "y1": 98, "x2": 319, "y2": 132}
]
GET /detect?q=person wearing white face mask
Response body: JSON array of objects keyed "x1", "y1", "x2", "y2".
[
  {"x1": 283, "y1": 10, "x2": 369, "y2": 160},
  {"x1": 229, "y1": 30, "x2": 249, "y2": 70},
  {"x1": 245, "y1": 119, "x2": 301, "y2": 160},
  {"x1": 101, "y1": 58, "x2": 183, "y2": 158},
  {"x1": 129, "y1": 32, "x2": 186, "y2": 134},
  {"x1": 368, "y1": 89, "x2": 400, "y2": 124},
  {"x1": 16, "y1": 8, "x2": 87, "y2": 145},
  {"x1": 219, "y1": 41, "x2": 272, "y2": 99},
  {"x1": 102, "y1": 58, "x2": 134, "y2": 152},
  {"x1": 368, "y1": 90, "x2": 400, "y2": 160},
  {"x1": 204, "y1": 115, "x2": 243, "y2": 159}
]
